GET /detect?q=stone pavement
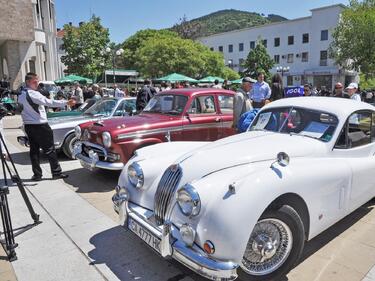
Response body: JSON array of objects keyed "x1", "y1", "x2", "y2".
[{"x1": 0, "y1": 115, "x2": 375, "y2": 281}]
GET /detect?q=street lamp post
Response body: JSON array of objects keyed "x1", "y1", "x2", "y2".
[
  {"x1": 105, "y1": 47, "x2": 124, "y2": 86},
  {"x1": 276, "y1": 66, "x2": 290, "y2": 77}
]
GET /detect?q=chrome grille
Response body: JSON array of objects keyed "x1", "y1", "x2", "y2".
[{"x1": 154, "y1": 165, "x2": 182, "y2": 225}]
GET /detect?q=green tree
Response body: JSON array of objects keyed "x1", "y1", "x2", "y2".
[
  {"x1": 61, "y1": 16, "x2": 110, "y2": 79},
  {"x1": 242, "y1": 40, "x2": 274, "y2": 80},
  {"x1": 330, "y1": 0, "x2": 375, "y2": 79},
  {"x1": 134, "y1": 34, "x2": 239, "y2": 80},
  {"x1": 120, "y1": 29, "x2": 178, "y2": 69}
]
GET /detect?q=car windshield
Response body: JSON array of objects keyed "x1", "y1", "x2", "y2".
[
  {"x1": 84, "y1": 99, "x2": 117, "y2": 117},
  {"x1": 77, "y1": 99, "x2": 96, "y2": 112},
  {"x1": 249, "y1": 107, "x2": 339, "y2": 142},
  {"x1": 143, "y1": 94, "x2": 188, "y2": 115}
]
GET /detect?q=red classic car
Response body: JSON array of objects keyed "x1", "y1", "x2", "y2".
[{"x1": 74, "y1": 88, "x2": 235, "y2": 171}]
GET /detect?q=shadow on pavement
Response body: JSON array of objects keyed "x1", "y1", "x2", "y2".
[
  {"x1": 88, "y1": 226, "x2": 193, "y2": 281},
  {"x1": 9, "y1": 151, "x2": 72, "y2": 166},
  {"x1": 63, "y1": 168, "x2": 120, "y2": 193}
]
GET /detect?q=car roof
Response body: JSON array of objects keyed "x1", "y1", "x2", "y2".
[
  {"x1": 158, "y1": 88, "x2": 235, "y2": 97},
  {"x1": 265, "y1": 97, "x2": 375, "y2": 119}
]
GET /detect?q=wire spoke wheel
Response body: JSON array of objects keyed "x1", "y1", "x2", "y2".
[{"x1": 241, "y1": 218, "x2": 293, "y2": 276}]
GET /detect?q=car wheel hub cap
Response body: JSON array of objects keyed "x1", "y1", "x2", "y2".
[{"x1": 241, "y1": 218, "x2": 293, "y2": 276}]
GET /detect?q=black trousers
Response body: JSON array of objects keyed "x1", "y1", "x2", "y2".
[{"x1": 24, "y1": 123, "x2": 62, "y2": 177}]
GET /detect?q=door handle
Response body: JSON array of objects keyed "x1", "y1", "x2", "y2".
[{"x1": 215, "y1": 117, "x2": 222, "y2": 122}]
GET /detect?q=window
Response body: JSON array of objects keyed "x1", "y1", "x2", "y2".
[
  {"x1": 210, "y1": 47, "x2": 214, "y2": 51},
  {"x1": 218, "y1": 95, "x2": 234, "y2": 114},
  {"x1": 274, "y1": 55, "x2": 280, "y2": 64},
  {"x1": 239, "y1": 43, "x2": 244, "y2": 52},
  {"x1": 218, "y1": 46, "x2": 223, "y2": 52},
  {"x1": 250, "y1": 41, "x2": 255, "y2": 50},
  {"x1": 228, "y1": 44, "x2": 233, "y2": 53},
  {"x1": 320, "y1": 50, "x2": 328, "y2": 66},
  {"x1": 188, "y1": 96, "x2": 216, "y2": 114},
  {"x1": 288, "y1": 36, "x2": 294, "y2": 45},
  {"x1": 287, "y1": 53, "x2": 294, "y2": 63},
  {"x1": 262, "y1": 39, "x2": 267, "y2": 48},
  {"x1": 335, "y1": 111, "x2": 374, "y2": 149},
  {"x1": 287, "y1": 76, "x2": 293, "y2": 86},
  {"x1": 274, "y1": 37, "x2": 280, "y2": 47},
  {"x1": 144, "y1": 95, "x2": 188, "y2": 114},
  {"x1": 321, "y1": 30, "x2": 328, "y2": 41},
  {"x1": 301, "y1": 52, "x2": 308, "y2": 62},
  {"x1": 302, "y1": 33, "x2": 309, "y2": 43}
]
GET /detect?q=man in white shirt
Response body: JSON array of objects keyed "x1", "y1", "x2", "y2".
[
  {"x1": 73, "y1": 82, "x2": 84, "y2": 108},
  {"x1": 346, "y1": 82, "x2": 361, "y2": 101},
  {"x1": 19, "y1": 72, "x2": 73, "y2": 181},
  {"x1": 250, "y1": 72, "x2": 271, "y2": 108}
]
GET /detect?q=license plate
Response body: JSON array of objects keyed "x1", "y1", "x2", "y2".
[{"x1": 128, "y1": 217, "x2": 161, "y2": 253}]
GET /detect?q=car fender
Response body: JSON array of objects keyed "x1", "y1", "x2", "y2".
[{"x1": 170, "y1": 157, "x2": 352, "y2": 263}]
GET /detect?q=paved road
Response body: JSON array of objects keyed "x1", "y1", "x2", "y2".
[{"x1": 1, "y1": 115, "x2": 375, "y2": 281}]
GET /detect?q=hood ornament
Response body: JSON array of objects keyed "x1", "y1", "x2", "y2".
[{"x1": 271, "y1": 152, "x2": 290, "y2": 168}]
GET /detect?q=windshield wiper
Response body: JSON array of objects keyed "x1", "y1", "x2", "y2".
[
  {"x1": 289, "y1": 132, "x2": 319, "y2": 140},
  {"x1": 162, "y1": 110, "x2": 180, "y2": 115}
]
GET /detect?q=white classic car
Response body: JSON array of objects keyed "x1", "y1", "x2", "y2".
[{"x1": 112, "y1": 97, "x2": 375, "y2": 280}]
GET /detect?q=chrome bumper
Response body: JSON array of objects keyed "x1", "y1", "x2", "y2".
[
  {"x1": 73, "y1": 142, "x2": 124, "y2": 171},
  {"x1": 112, "y1": 190, "x2": 239, "y2": 281}
]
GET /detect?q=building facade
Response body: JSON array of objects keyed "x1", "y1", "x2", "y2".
[
  {"x1": 0, "y1": 0, "x2": 59, "y2": 89},
  {"x1": 198, "y1": 4, "x2": 357, "y2": 90}
]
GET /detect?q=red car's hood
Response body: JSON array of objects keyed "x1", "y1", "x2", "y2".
[{"x1": 87, "y1": 113, "x2": 181, "y2": 136}]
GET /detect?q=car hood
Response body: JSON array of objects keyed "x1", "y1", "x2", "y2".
[
  {"x1": 88, "y1": 113, "x2": 181, "y2": 135},
  {"x1": 175, "y1": 130, "x2": 327, "y2": 177}
]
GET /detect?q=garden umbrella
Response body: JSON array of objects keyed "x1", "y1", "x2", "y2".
[
  {"x1": 198, "y1": 76, "x2": 224, "y2": 83},
  {"x1": 155, "y1": 73, "x2": 198, "y2": 83},
  {"x1": 55, "y1": 74, "x2": 93, "y2": 85}
]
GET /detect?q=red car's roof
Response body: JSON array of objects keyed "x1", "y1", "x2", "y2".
[{"x1": 157, "y1": 88, "x2": 235, "y2": 97}]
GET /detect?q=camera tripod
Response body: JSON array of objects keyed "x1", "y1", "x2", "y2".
[{"x1": 0, "y1": 131, "x2": 40, "y2": 261}]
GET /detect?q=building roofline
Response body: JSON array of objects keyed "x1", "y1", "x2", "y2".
[
  {"x1": 310, "y1": 3, "x2": 347, "y2": 12},
  {"x1": 197, "y1": 4, "x2": 345, "y2": 40}
]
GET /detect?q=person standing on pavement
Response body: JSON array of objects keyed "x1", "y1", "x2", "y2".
[
  {"x1": 19, "y1": 72, "x2": 72, "y2": 181},
  {"x1": 136, "y1": 79, "x2": 156, "y2": 112},
  {"x1": 250, "y1": 72, "x2": 271, "y2": 108},
  {"x1": 346, "y1": 83, "x2": 361, "y2": 101},
  {"x1": 270, "y1": 73, "x2": 284, "y2": 101},
  {"x1": 233, "y1": 77, "x2": 255, "y2": 131},
  {"x1": 73, "y1": 82, "x2": 84, "y2": 109}
]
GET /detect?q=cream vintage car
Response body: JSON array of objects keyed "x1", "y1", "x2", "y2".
[{"x1": 112, "y1": 97, "x2": 375, "y2": 280}]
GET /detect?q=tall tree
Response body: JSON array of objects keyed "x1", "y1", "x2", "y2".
[
  {"x1": 120, "y1": 29, "x2": 178, "y2": 70},
  {"x1": 61, "y1": 16, "x2": 110, "y2": 79},
  {"x1": 242, "y1": 40, "x2": 274, "y2": 80},
  {"x1": 330, "y1": 0, "x2": 375, "y2": 79}
]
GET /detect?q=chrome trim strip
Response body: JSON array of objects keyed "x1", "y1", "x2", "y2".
[
  {"x1": 117, "y1": 122, "x2": 224, "y2": 140},
  {"x1": 82, "y1": 141, "x2": 108, "y2": 158}
]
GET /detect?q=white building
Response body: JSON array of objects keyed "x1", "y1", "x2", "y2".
[
  {"x1": 0, "y1": 0, "x2": 59, "y2": 89},
  {"x1": 198, "y1": 4, "x2": 357, "y2": 90}
]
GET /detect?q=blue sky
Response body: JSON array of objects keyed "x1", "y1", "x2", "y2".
[{"x1": 55, "y1": 0, "x2": 349, "y2": 43}]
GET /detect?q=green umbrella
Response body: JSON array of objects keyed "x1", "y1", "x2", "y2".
[
  {"x1": 55, "y1": 74, "x2": 93, "y2": 85},
  {"x1": 198, "y1": 76, "x2": 225, "y2": 83},
  {"x1": 155, "y1": 73, "x2": 198, "y2": 83},
  {"x1": 231, "y1": 77, "x2": 257, "y2": 84}
]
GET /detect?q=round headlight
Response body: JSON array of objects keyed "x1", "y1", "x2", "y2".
[
  {"x1": 127, "y1": 162, "x2": 144, "y2": 189},
  {"x1": 74, "y1": 126, "x2": 82, "y2": 139},
  {"x1": 180, "y1": 224, "x2": 196, "y2": 247},
  {"x1": 176, "y1": 184, "x2": 201, "y2": 217},
  {"x1": 102, "y1": 131, "x2": 111, "y2": 148}
]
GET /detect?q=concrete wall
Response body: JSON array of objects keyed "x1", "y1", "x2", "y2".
[{"x1": 0, "y1": 0, "x2": 34, "y2": 42}]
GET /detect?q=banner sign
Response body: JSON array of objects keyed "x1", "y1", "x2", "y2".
[{"x1": 284, "y1": 86, "x2": 304, "y2": 98}]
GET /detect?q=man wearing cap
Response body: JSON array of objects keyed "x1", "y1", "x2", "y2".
[
  {"x1": 346, "y1": 82, "x2": 361, "y2": 101},
  {"x1": 332, "y1": 82, "x2": 347, "y2": 98},
  {"x1": 233, "y1": 77, "x2": 255, "y2": 131}
]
